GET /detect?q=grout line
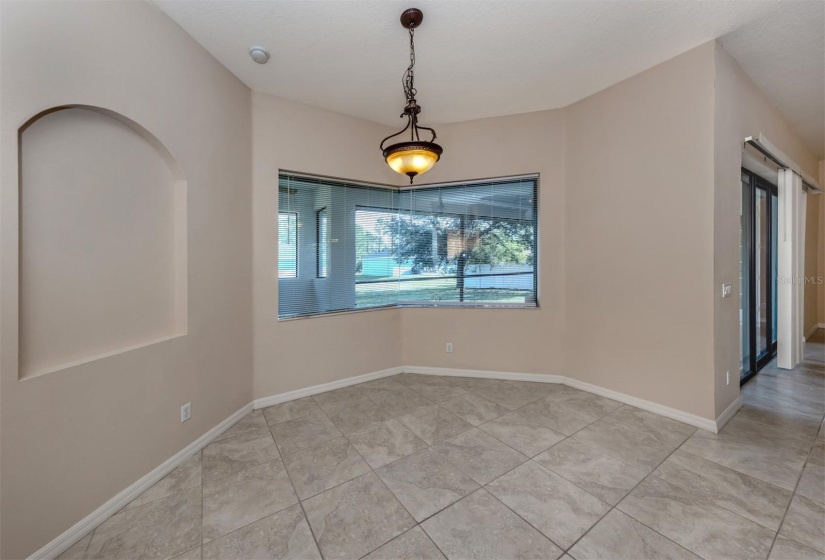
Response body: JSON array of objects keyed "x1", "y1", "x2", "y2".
[
  {"x1": 99, "y1": 364, "x2": 823, "y2": 560},
  {"x1": 199, "y1": 450, "x2": 204, "y2": 558},
  {"x1": 765, "y1": 419, "x2": 824, "y2": 559},
  {"x1": 307, "y1": 384, "x2": 429, "y2": 560},
  {"x1": 77, "y1": 528, "x2": 94, "y2": 560},
  {"x1": 281, "y1": 460, "x2": 325, "y2": 559},
  {"x1": 562, "y1": 434, "x2": 699, "y2": 558}
]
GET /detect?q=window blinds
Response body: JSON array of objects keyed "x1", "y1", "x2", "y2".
[{"x1": 278, "y1": 172, "x2": 538, "y2": 319}]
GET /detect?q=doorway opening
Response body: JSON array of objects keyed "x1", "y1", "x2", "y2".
[{"x1": 740, "y1": 168, "x2": 778, "y2": 384}]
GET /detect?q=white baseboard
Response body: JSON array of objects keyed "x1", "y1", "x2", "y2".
[
  {"x1": 407, "y1": 365, "x2": 719, "y2": 433},
  {"x1": 30, "y1": 402, "x2": 253, "y2": 560},
  {"x1": 715, "y1": 397, "x2": 742, "y2": 432},
  {"x1": 804, "y1": 323, "x2": 824, "y2": 341},
  {"x1": 404, "y1": 365, "x2": 565, "y2": 384},
  {"x1": 33, "y1": 362, "x2": 729, "y2": 559},
  {"x1": 563, "y1": 377, "x2": 719, "y2": 432},
  {"x1": 252, "y1": 366, "x2": 404, "y2": 410}
]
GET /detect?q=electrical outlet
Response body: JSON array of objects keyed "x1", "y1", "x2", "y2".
[
  {"x1": 726, "y1": 371, "x2": 730, "y2": 386},
  {"x1": 181, "y1": 402, "x2": 191, "y2": 423},
  {"x1": 446, "y1": 342, "x2": 453, "y2": 353}
]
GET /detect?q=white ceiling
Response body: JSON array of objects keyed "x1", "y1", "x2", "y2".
[
  {"x1": 156, "y1": 0, "x2": 824, "y2": 158},
  {"x1": 718, "y1": 2, "x2": 824, "y2": 158}
]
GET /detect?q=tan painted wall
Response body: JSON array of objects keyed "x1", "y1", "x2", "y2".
[
  {"x1": 566, "y1": 43, "x2": 717, "y2": 419},
  {"x1": 399, "y1": 110, "x2": 567, "y2": 375},
  {"x1": 820, "y1": 161, "x2": 825, "y2": 326},
  {"x1": 804, "y1": 192, "x2": 821, "y2": 337},
  {"x1": 2, "y1": 8, "x2": 820, "y2": 556},
  {"x1": 0, "y1": 2, "x2": 253, "y2": 558},
  {"x1": 19, "y1": 108, "x2": 181, "y2": 377},
  {"x1": 251, "y1": 92, "x2": 403, "y2": 399},
  {"x1": 712, "y1": 43, "x2": 820, "y2": 417}
]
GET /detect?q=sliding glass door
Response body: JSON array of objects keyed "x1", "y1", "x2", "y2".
[{"x1": 740, "y1": 169, "x2": 778, "y2": 383}]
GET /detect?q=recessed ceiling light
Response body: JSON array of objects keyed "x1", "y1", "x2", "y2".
[{"x1": 249, "y1": 46, "x2": 270, "y2": 64}]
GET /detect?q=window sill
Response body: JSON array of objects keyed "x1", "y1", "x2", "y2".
[{"x1": 278, "y1": 302, "x2": 539, "y2": 321}]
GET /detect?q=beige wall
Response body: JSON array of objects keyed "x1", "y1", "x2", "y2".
[
  {"x1": 820, "y1": 161, "x2": 825, "y2": 327},
  {"x1": 804, "y1": 192, "x2": 821, "y2": 336},
  {"x1": 712, "y1": 43, "x2": 820, "y2": 417},
  {"x1": 0, "y1": 2, "x2": 253, "y2": 558},
  {"x1": 399, "y1": 110, "x2": 567, "y2": 375},
  {"x1": 251, "y1": 93, "x2": 403, "y2": 399},
  {"x1": 3, "y1": 7, "x2": 821, "y2": 556},
  {"x1": 566, "y1": 43, "x2": 717, "y2": 419},
  {"x1": 19, "y1": 108, "x2": 182, "y2": 377}
]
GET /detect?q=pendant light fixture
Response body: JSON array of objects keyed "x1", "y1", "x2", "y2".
[{"x1": 380, "y1": 8, "x2": 442, "y2": 183}]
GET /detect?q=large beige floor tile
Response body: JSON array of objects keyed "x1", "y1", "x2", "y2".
[
  {"x1": 313, "y1": 386, "x2": 368, "y2": 414},
  {"x1": 769, "y1": 536, "x2": 825, "y2": 560},
  {"x1": 680, "y1": 427, "x2": 808, "y2": 491},
  {"x1": 439, "y1": 393, "x2": 509, "y2": 426},
  {"x1": 403, "y1": 377, "x2": 468, "y2": 403},
  {"x1": 721, "y1": 416, "x2": 815, "y2": 453},
  {"x1": 534, "y1": 438, "x2": 648, "y2": 505},
  {"x1": 202, "y1": 431, "x2": 279, "y2": 482},
  {"x1": 202, "y1": 459, "x2": 298, "y2": 542},
  {"x1": 269, "y1": 410, "x2": 342, "y2": 455},
  {"x1": 303, "y1": 472, "x2": 415, "y2": 560},
  {"x1": 86, "y1": 486, "x2": 201, "y2": 559},
  {"x1": 262, "y1": 397, "x2": 321, "y2": 425},
  {"x1": 169, "y1": 546, "x2": 200, "y2": 559},
  {"x1": 810, "y1": 436, "x2": 825, "y2": 467},
  {"x1": 796, "y1": 463, "x2": 825, "y2": 504},
  {"x1": 602, "y1": 405, "x2": 696, "y2": 447},
  {"x1": 736, "y1": 402, "x2": 823, "y2": 439},
  {"x1": 569, "y1": 509, "x2": 700, "y2": 560},
  {"x1": 471, "y1": 380, "x2": 545, "y2": 410},
  {"x1": 541, "y1": 385, "x2": 622, "y2": 420},
  {"x1": 780, "y1": 495, "x2": 825, "y2": 553},
  {"x1": 517, "y1": 397, "x2": 595, "y2": 436},
  {"x1": 216, "y1": 410, "x2": 270, "y2": 442},
  {"x1": 653, "y1": 449, "x2": 792, "y2": 530},
  {"x1": 618, "y1": 476, "x2": 775, "y2": 560},
  {"x1": 439, "y1": 376, "x2": 503, "y2": 393},
  {"x1": 125, "y1": 452, "x2": 202, "y2": 510},
  {"x1": 376, "y1": 448, "x2": 478, "y2": 521},
  {"x1": 432, "y1": 428, "x2": 527, "y2": 485},
  {"x1": 572, "y1": 418, "x2": 676, "y2": 470},
  {"x1": 362, "y1": 526, "x2": 445, "y2": 560},
  {"x1": 201, "y1": 504, "x2": 320, "y2": 560},
  {"x1": 486, "y1": 461, "x2": 610, "y2": 549},
  {"x1": 346, "y1": 418, "x2": 428, "y2": 469},
  {"x1": 282, "y1": 436, "x2": 370, "y2": 500},
  {"x1": 477, "y1": 411, "x2": 566, "y2": 456},
  {"x1": 421, "y1": 489, "x2": 563, "y2": 560},
  {"x1": 325, "y1": 396, "x2": 392, "y2": 435},
  {"x1": 399, "y1": 405, "x2": 473, "y2": 445},
  {"x1": 357, "y1": 384, "x2": 435, "y2": 417}
]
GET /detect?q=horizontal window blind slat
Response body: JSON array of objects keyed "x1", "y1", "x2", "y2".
[{"x1": 278, "y1": 172, "x2": 538, "y2": 319}]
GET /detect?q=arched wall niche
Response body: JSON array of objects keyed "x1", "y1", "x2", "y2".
[{"x1": 18, "y1": 104, "x2": 188, "y2": 379}]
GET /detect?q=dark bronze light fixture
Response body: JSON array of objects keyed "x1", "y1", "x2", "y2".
[{"x1": 380, "y1": 8, "x2": 442, "y2": 183}]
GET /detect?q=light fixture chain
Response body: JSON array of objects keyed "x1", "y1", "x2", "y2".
[{"x1": 403, "y1": 26, "x2": 417, "y2": 102}]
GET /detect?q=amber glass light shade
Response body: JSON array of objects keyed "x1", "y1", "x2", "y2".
[{"x1": 383, "y1": 142, "x2": 443, "y2": 182}]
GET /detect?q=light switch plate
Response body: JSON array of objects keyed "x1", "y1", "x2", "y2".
[{"x1": 722, "y1": 283, "x2": 733, "y2": 298}]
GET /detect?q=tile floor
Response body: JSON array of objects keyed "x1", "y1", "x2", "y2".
[{"x1": 60, "y1": 336, "x2": 825, "y2": 560}]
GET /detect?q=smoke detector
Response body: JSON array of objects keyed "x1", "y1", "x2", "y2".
[{"x1": 249, "y1": 46, "x2": 270, "y2": 64}]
